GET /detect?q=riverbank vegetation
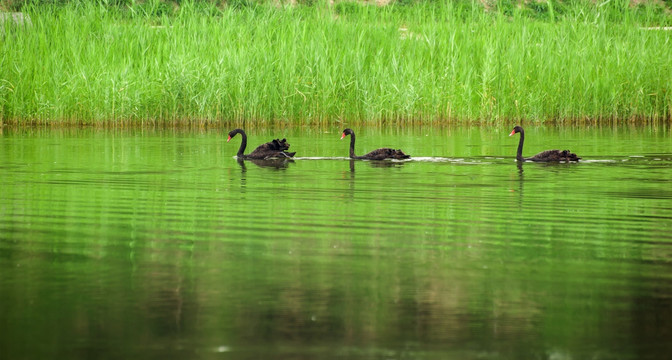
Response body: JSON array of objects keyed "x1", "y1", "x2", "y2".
[{"x1": 1, "y1": 0, "x2": 671, "y2": 126}]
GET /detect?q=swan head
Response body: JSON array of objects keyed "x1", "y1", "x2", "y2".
[
  {"x1": 227, "y1": 129, "x2": 244, "y2": 142},
  {"x1": 341, "y1": 128, "x2": 354, "y2": 139},
  {"x1": 509, "y1": 126, "x2": 523, "y2": 136}
]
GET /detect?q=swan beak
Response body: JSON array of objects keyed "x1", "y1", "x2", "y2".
[
  {"x1": 509, "y1": 130, "x2": 516, "y2": 136},
  {"x1": 340, "y1": 133, "x2": 346, "y2": 140},
  {"x1": 227, "y1": 135, "x2": 232, "y2": 142}
]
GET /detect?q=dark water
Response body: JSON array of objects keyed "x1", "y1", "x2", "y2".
[{"x1": 1, "y1": 125, "x2": 671, "y2": 359}]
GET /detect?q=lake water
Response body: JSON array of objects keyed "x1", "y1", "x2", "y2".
[{"x1": 1, "y1": 125, "x2": 671, "y2": 359}]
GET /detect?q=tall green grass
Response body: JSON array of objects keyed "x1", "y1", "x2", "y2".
[{"x1": 1, "y1": 1, "x2": 671, "y2": 125}]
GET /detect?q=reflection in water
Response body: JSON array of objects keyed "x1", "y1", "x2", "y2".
[
  {"x1": 248, "y1": 158, "x2": 295, "y2": 169},
  {"x1": 348, "y1": 159, "x2": 355, "y2": 174},
  {"x1": 367, "y1": 160, "x2": 407, "y2": 168},
  {"x1": 2, "y1": 128, "x2": 672, "y2": 359},
  {"x1": 632, "y1": 276, "x2": 672, "y2": 358},
  {"x1": 516, "y1": 161, "x2": 524, "y2": 209},
  {"x1": 236, "y1": 158, "x2": 247, "y2": 191},
  {"x1": 340, "y1": 160, "x2": 356, "y2": 202},
  {"x1": 235, "y1": 158, "x2": 294, "y2": 193},
  {"x1": 237, "y1": 157, "x2": 295, "y2": 170},
  {"x1": 236, "y1": 158, "x2": 247, "y2": 172},
  {"x1": 143, "y1": 270, "x2": 192, "y2": 337}
]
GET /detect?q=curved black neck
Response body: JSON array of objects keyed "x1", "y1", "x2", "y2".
[
  {"x1": 348, "y1": 132, "x2": 357, "y2": 158},
  {"x1": 516, "y1": 129, "x2": 525, "y2": 162},
  {"x1": 235, "y1": 130, "x2": 247, "y2": 157}
]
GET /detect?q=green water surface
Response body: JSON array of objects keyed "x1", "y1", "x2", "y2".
[{"x1": 1, "y1": 125, "x2": 671, "y2": 359}]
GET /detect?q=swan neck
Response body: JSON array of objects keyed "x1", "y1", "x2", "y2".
[
  {"x1": 349, "y1": 132, "x2": 357, "y2": 158},
  {"x1": 516, "y1": 129, "x2": 525, "y2": 161},
  {"x1": 237, "y1": 130, "x2": 247, "y2": 157}
]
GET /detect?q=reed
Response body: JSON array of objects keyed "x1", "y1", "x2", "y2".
[{"x1": 1, "y1": 1, "x2": 671, "y2": 126}]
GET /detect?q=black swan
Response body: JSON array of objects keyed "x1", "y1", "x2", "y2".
[
  {"x1": 509, "y1": 126, "x2": 580, "y2": 162},
  {"x1": 340, "y1": 128, "x2": 410, "y2": 160},
  {"x1": 227, "y1": 129, "x2": 296, "y2": 159}
]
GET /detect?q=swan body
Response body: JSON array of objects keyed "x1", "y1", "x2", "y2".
[
  {"x1": 340, "y1": 128, "x2": 410, "y2": 160},
  {"x1": 509, "y1": 126, "x2": 580, "y2": 162},
  {"x1": 227, "y1": 129, "x2": 296, "y2": 159}
]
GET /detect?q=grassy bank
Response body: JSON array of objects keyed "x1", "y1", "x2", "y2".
[{"x1": 1, "y1": 1, "x2": 671, "y2": 126}]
